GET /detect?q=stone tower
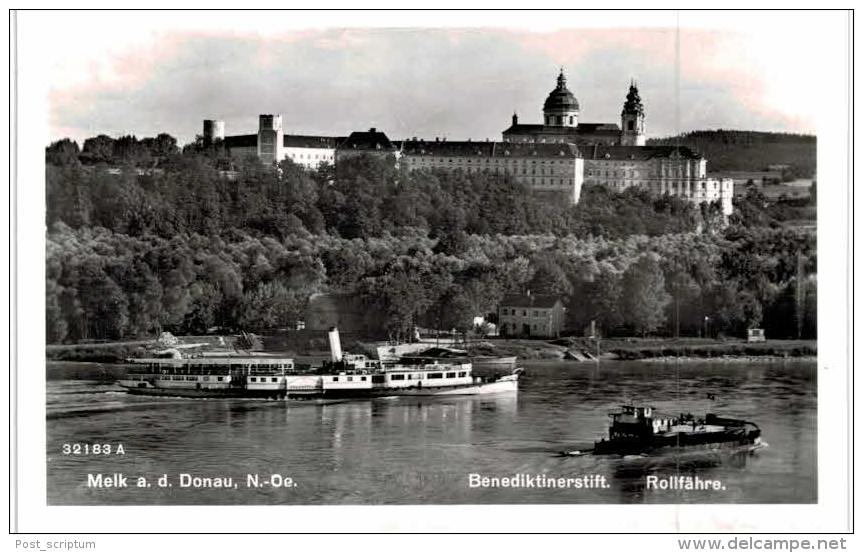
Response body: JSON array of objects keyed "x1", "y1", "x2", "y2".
[
  {"x1": 620, "y1": 81, "x2": 646, "y2": 146},
  {"x1": 543, "y1": 69, "x2": 579, "y2": 128},
  {"x1": 202, "y1": 119, "x2": 225, "y2": 146},
  {"x1": 257, "y1": 114, "x2": 283, "y2": 164}
]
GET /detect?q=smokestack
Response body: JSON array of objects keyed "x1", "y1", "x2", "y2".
[{"x1": 328, "y1": 327, "x2": 343, "y2": 362}]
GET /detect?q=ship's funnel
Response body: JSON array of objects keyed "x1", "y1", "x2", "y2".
[{"x1": 328, "y1": 327, "x2": 343, "y2": 362}]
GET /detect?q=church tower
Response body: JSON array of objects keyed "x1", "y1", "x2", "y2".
[
  {"x1": 543, "y1": 69, "x2": 579, "y2": 128},
  {"x1": 620, "y1": 80, "x2": 646, "y2": 146}
]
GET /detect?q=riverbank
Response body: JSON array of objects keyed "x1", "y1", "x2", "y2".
[
  {"x1": 46, "y1": 335, "x2": 816, "y2": 363},
  {"x1": 461, "y1": 337, "x2": 816, "y2": 362},
  {"x1": 45, "y1": 335, "x2": 235, "y2": 363}
]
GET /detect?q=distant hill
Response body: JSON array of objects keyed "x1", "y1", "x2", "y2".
[{"x1": 647, "y1": 130, "x2": 816, "y2": 178}]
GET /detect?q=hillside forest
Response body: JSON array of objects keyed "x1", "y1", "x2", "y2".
[{"x1": 45, "y1": 134, "x2": 817, "y2": 343}]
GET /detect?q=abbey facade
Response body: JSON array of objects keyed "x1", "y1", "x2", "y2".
[{"x1": 206, "y1": 70, "x2": 732, "y2": 215}]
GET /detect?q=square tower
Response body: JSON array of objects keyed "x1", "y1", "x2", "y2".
[{"x1": 257, "y1": 114, "x2": 284, "y2": 164}]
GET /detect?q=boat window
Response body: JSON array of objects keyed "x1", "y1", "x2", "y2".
[
  {"x1": 458, "y1": 372, "x2": 467, "y2": 377},
  {"x1": 203, "y1": 376, "x2": 209, "y2": 381},
  {"x1": 390, "y1": 374, "x2": 405, "y2": 381},
  {"x1": 217, "y1": 377, "x2": 223, "y2": 382},
  {"x1": 271, "y1": 377, "x2": 278, "y2": 383},
  {"x1": 427, "y1": 373, "x2": 443, "y2": 379},
  {"x1": 347, "y1": 376, "x2": 353, "y2": 382},
  {"x1": 360, "y1": 376, "x2": 367, "y2": 381},
  {"x1": 333, "y1": 377, "x2": 339, "y2": 382},
  {"x1": 446, "y1": 372, "x2": 456, "y2": 378}
]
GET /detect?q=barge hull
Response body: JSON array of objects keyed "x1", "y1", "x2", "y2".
[{"x1": 594, "y1": 433, "x2": 761, "y2": 455}]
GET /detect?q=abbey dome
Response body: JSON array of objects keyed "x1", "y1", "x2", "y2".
[
  {"x1": 503, "y1": 69, "x2": 648, "y2": 147},
  {"x1": 543, "y1": 71, "x2": 580, "y2": 113}
]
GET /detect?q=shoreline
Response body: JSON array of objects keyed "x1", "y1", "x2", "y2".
[
  {"x1": 45, "y1": 335, "x2": 817, "y2": 364},
  {"x1": 633, "y1": 355, "x2": 817, "y2": 364}
]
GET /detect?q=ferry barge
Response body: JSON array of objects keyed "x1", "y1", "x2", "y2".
[
  {"x1": 563, "y1": 405, "x2": 762, "y2": 456},
  {"x1": 118, "y1": 328, "x2": 520, "y2": 399}
]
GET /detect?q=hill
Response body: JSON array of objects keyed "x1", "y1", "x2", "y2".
[{"x1": 647, "y1": 130, "x2": 816, "y2": 178}]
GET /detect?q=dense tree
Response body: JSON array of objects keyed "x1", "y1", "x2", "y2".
[
  {"x1": 80, "y1": 135, "x2": 115, "y2": 165},
  {"x1": 239, "y1": 280, "x2": 305, "y2": 330},
  {"x1": 45, "y1": 139, "x2": 80, "y2": 167},
  {"x1": 621, "y1": 254, "x2": 672, "y2": 336},
  {"x1": 142, "y1": 133, "x2": 179, "y2": 158},
  {"x1": 45, "y1": 278, "x2": 68, "y2": 343},
  {"x1": 44, "y1": 138, "x2": 817, "y2": 342},
  {"x1": 582, "y1": 263, "x2": 624, "y2": 335}
]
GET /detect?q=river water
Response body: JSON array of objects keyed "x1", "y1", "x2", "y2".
[{"x1": 46, "y1": 360, "x2": 816, "y2": 505}]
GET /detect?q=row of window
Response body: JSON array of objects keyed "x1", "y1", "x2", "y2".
[
  {"x1": 407, "y1": 157, "x2": 574, "y2": 165},
  {"x1": 406, "y1": 165, "x2": 575, "y2": 187},
  {"x1": 545, "y1": 115, "x2": 576, "y2": 125},
  {"x1": 329, "y1": 371, "x2": 470, "y2": 382},
  {"x1": 586, "y1": 180, "x2": 722, "y2": 191},
  {"x1": 288, "y1": 152, "x2": 334, "y2": 161},
  {"x1": 159, "y1": 375, "x2": 225, "y2": 382},
  {"x1": 332, "y1": 375, "x2": 368, "y2": 382},
  {"x1": 586, "y1": 169, "x2": 703, "y2": 179},
  {"x1": 501, "y1": 309, "x2": 549, "y2": 317},
  {"x1": 149, "y1": 367, "x2": 232, "y2": 375}
]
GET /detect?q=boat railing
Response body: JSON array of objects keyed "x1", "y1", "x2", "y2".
[{"x1": 382, "y1": 362, "x2": 471, "y2": 372}]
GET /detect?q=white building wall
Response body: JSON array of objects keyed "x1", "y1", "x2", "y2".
[
  {"x1": 284, "y1": 147, "x2": 335, "y2": 169},
  {"x1": 582, "y1": 158, "x2": 733, "y2": 215},
  {"x1": 401, "y1": 152, "x2": 583, "y2": 205}
]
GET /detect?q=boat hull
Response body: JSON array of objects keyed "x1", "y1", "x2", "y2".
[
  {"x1": 118, "y1": 377, "x2": 518, "y2": 400},
  {"x1": 593, "y1": 429, "x2": 762, "y2": 455}
]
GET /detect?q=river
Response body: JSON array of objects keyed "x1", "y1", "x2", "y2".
[{"x1": 46, "y1": 360, "x2": 816, "y2": 505}]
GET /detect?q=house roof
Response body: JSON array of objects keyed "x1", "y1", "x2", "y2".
[
  {"x1": 575, "y1": 122, "x2": 621, "y2": 133},
  {"x1": 399, "y1": 140, "x2": 579, "y2": 158},
  {"x1": 283, "y1": 135, "x2": 344, "y2": 148},
  {"x1": 500, "y1": 294, "x2": 562, "y2": 309},
  {"x1": 585, "y1": 144, "x2": 703, "y2": 161},
  {"x1": 223, "y1": 134, "x2": 257, "y2": 148},
  {"x1": 502, "y1": 122, "x2": 620, "y2": 135},
  {"x1": 223, "y1": 134, "x2": 346, "y2": 150},
  {"x1": 340, "y1": 128, "x2": 395, "y2": 151}
]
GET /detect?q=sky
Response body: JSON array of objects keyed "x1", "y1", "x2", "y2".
[{"x1": 31, "y1": 11, "x2": 839, "y2": 146}]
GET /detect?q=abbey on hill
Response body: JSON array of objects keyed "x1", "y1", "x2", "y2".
[{"x1": 204, "y1": 70, "x2": 732, "y2": 213}]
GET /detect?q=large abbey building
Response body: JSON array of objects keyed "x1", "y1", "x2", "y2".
[{"x1": 205, "y1": 70, "x2": 732, "y2": 214}]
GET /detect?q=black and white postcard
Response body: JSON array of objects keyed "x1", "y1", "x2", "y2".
[{"x1": 9, "y1": 8, "x2": 854, "y2": 542}]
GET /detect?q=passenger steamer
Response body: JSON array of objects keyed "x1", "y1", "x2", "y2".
[{"x1": 118, "y1": 328, "x2": 520, "y2": 399}]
